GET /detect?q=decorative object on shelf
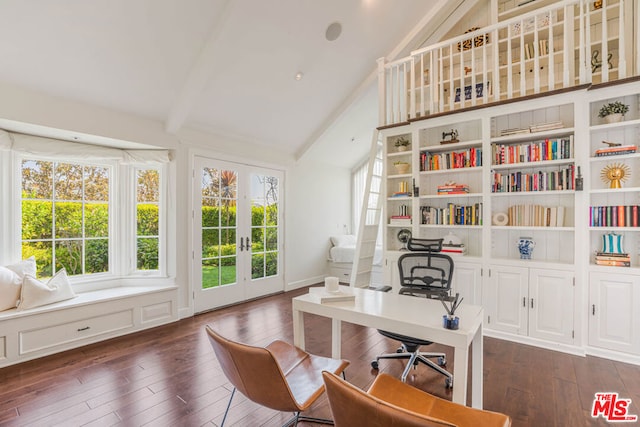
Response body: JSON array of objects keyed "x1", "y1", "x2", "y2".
[
  {"x1": 440, "y1": 129, "x2": 459, "y2": 145},
  {"x1": 595, "y1": 141, "x2": 637, "y2": 157},
  {"x1": 393, "y1": 161, "x2": 410, "y2": 174},
  {"x1": 437, "y1": 181, "x2": 469, "y2": 195},
  {"x1": 454, "y1": 82, "x2": 490, "y2": 102},
  {"x1": 423, "y1": 69, "x2": 429, "y2": 84},
  {"x1": 591, "y1": 50, "x2": 613, "y2": 73},
  {"x1": 464, "y1": 66, "x2": 472, "y2": 76},
  {"x1": 412, "y1": 178, "x2": 419, "y2": 197},
  {"x1": 593, "y1": 0, "x2": 603, "y2": 10},
  {"x1": 600, "y1": 162, "x2": 630, "y2": 188},
  {"x1": 397, "y1": 228, "x2": 412, "y2": 251},
  {"x1": 441, "y1": 232, "x2": 466, "y2": 255},
  {"x1": 598, "y1": 101, "x2": 629, "y2": 123},
  {"x1": 440, "y1": 293, "x2": 462, "y2": 330},
  {"x1": 602, "y1": 232, "x2": 624, "y2": 254},
  {"x1": 511, "y1": 11, "x2": 551, "y2": 35},
  {"x1": 575, "y1": 166, "x2": 583, "y2": 191},
  {"x1": 492, "y1": 212, "x2": 509, "y2": 226},
  {"x1": 394, "y1": 136, "x2": 410, "y2": 152},
  {"x1": 517, "y1": 237, "x2": 535, "y2": 260},
  {"x1": 457, "y1": 27, "x2": 489, "y2": 52},
  {"x1": 596, "y1": 233, "x2": 629, "y2": 266}
]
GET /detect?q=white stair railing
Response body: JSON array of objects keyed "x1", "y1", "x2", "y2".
[{"x1": 378, "y1": 0, "x2": 637, "y2": 126}]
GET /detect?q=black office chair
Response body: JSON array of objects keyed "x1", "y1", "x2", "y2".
[{"x1": 371, "y1": 238, "x2": 454, "y2": 387}]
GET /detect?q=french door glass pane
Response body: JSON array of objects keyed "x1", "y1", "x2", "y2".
[
  {"x1": 201, "y1": 167, "x2": 238, "y2": 289},
  {"x1": 250, "y1": 174, "x2": 279, "y2": 280}
]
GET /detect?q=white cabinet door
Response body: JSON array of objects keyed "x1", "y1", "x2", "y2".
[
  {"x1": 529, "y1": 268, "x2": 574, "y2": 344},
  {"x1": 589, "y1": 272, "x2": 640, "y2": 355},
  {"x1": 488, "y1": 265, "x2": 528, "y2": 335},
  {"x1": 451, "y1": 261, "x2": 482, "y2": 305}
]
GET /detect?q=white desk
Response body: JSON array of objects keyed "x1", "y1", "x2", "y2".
[{"x1": 292, "y1": 286, "x2": 483, "y2": 408}]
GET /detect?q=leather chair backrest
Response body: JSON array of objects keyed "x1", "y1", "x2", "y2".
[
  {"x1": 205, "y1": 325, "x2": 297, "y2": 412},
  {"x1": 322, "y1": 371, "x2": 456, "y2": 427}
]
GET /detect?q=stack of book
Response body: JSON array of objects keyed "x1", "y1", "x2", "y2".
[
  {"x1": 594, "y1": 144, "x2": 637, "y2": 157},
  {"x1": 529, "y1": 121, "x2": 563, "y2": 132},
  {"x1": 595, "y1": 252, "x2": 631, "y2": 267},
  {"x1": 437, "y1": 184, "x2": 469, "y2": 195},
  {"x1": 441, "y1": 243, "x2": 467, "y2": 255},
  {"x1": 390, "y1": 215, "x2": 411, "y2": 226},
  {"x1": 500, "y1": 127, "x2": 530, "y2": 136}
]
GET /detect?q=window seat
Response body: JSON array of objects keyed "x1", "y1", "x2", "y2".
[{"x1": 0, "y1": 283, "x2": 179, "y2": 368}]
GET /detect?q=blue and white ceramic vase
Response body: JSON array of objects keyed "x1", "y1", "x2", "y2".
[{"x1": 517, "y1": 237, "x2": 535, "y2": 260}]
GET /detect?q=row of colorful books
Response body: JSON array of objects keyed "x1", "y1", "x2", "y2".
[
  {"x1": 589, "y1": 205, "x2": 640, "y2": 227},
  {"x1": 420, "y1": 147, "x2": 482, "y2": 171},
  {"x1": 506, "y1": 204, "x2": 565, "y2": 227},
  {"x1": 595, "y1": 252, "x2": 630, "y2": 267},
  {"x1": 491, "y1": 165, "x2": 575, "y2": 193},
  {"x1": 491, "y1": 136, "x2": 573, "y2": 165},
  {"x1": 420, "y1": 203, "x2": 483, "y2": 226}
]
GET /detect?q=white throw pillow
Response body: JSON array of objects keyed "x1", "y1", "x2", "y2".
[
  {"x1": 0, "y1": 257, "x2": 37, "y2": 312},
  {"x1": 17, "y1": 268, "x2": 77, "y2": 310},
  {"x1": 0, "y1": 266, "x2": 23, "y2": 311},
  {"x1": 330, "y1": 235, "x2": 356, "y2": 247},
  {"x1": 6, "y1": 256, "x2": 37, "y2": 278}
]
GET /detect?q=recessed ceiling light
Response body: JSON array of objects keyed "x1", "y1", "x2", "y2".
[
  {"x1": 295, "y1": 72, "x2": 304, "y2": 81},
  {"x1": 325, "y1": 22, "x2": 342, "y2": 41}
]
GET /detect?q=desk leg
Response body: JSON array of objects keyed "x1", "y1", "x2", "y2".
[
  {"x1": 451, "y1": 345, "x2": 468, "y2": 406},
  {"x1": 331, "y1": 318, "x2": 342, "y2": 359},
  {"x1": 292, "y1": 308, "x2": 305, "y2": 350},
  {"x1": 471, "y1": 322, "x2": 483, "y2": 409}
]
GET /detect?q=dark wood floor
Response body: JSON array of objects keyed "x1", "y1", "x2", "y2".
[{"x1": 1, "y1": 286, "x2": 639, "y2": 427}]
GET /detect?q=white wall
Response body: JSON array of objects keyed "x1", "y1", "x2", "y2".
[
  {"x1": 0, "y1": 81, "x2": 354, "y2": 315},
  {"x1": 285, "y1": 158, "x2": 352, "y2": 290}
]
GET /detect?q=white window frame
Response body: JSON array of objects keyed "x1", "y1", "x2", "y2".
[{"x1": 2, "y1": 149, "x2": 168, "y2": 292}]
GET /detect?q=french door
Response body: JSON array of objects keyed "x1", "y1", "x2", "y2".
[{"x1": 193, "y1": 156, "x2": 284, "y2": 312}]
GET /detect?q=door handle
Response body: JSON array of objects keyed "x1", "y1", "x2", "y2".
[
  {"x1": 246, "y1": 237, "x2": 251, "y2": 251},
  {"x1": 240, "y1": 237, "x2": 244, "y2": 252}
]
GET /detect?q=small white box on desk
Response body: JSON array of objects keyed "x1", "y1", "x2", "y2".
[{"x1": 308, "y1": 286, "x2": 355, "y2": 304}]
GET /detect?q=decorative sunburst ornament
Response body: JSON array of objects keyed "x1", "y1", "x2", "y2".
[{"x1": 601, "y1": 163, "x2": 630, "y2": 188}]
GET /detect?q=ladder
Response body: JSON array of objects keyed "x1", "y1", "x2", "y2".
[{"x1": 350, "y1": 130, "x2": 384, "y2": 288}]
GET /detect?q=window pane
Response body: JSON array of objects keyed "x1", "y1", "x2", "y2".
[
  {"x1": 22, "y1": 159, "x2": 111, "y2": 278},
  {"x1": 22, "y1": 241, "x2": 52, "y2": 278},
  {"x1": 85, "y1": 166, "x2": 109, "y2": 201},
  {"x1": 266, "y1": 227, "x2": 278, "y2": 251},
  {"x1": 55, "y1": 240, "x2": 82, "y2": 275},
  {"x1": 220, "y1": 228, "x2": 236, "y2": 249},
  {"x1": 221, "y1": 256, "x2": 236, "y2": 285},
  {"x1": 202, "y1": 258, "x2": 219, "y2": 288},
  {"x1": 202, "y1": 229, "x2": 219, "y2": 258},
  {"x1": 220, "y1": 206, "x2": 236, "y2": 227},
  {"x1": 252, "y1": 205, "x2": 265, "y2": 227},
  {"x1": 22, "y1": 160, "x2": 52, "y2": 199},
  {"x1": 54, "y1": 163, "x2": 83, "y2": 200},
  {"x1": 252, "y1": 253, "x2": 264, "y2": 279},
  {"x1": 86, "y1": 203, "x2": 109, "y2": 238},
  {"x1": 55, "y1": 202, "x2": 82, "y2": 238},
  {"x1": 22, "y1": 200, "x2": 53, "y2": 239},
  {"x1": 137, "y1": 237, "x2": 158, "y2": 270},
  {"x1": 202, "y1": 168, "x2": 219, "y2": 198},
  {"x1": 251, "y1": 227, "x2": 264, "y2": 252},
  {"x1": 266, "y1": 204, "x2": 278, "y2": 226},
  {"x1": 265, "y1": 252, "x2": 278, "y2": 277},
  {"x1": 86, "y1": 239, "x2": 109, "y2": 274},
  {"x1": 137, "y1": 204, "x2": 158, "y2": 236},
  {"x1": 221, "y1": 170, "x2": 237, "y2": 199},
  {"x1": 136, "y1": 170, "x2": 159, "y2": 202},
  {"x1": 202, "y1": 199, "x2": 219, "y2": 227}
]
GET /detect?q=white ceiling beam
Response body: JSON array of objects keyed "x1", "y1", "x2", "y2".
[{"x1": 165, "y1": 0, "x2": 232, "y2": 134}]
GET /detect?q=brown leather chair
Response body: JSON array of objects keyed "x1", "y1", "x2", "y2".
[
  {"x1": 205, "y1": 325, "x2": 350, "y2": 427},
  {"x1": 322, "y1": 371, "x2": 511, "y2": 427}
]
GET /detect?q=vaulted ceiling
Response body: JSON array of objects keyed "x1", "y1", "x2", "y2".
[{"x1": 0, "y1": 0, "x2": 469, "y2": 167}]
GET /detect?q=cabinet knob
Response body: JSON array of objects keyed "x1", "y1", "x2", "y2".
[{"x1": 592, "y1": 304, "x2": 596, "y2": 316}]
